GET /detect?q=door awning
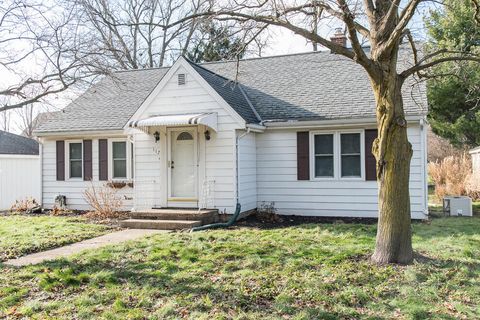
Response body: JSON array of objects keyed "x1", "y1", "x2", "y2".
[{"x1": 127, "y1": 113, "x2": 218, "y2": 132}]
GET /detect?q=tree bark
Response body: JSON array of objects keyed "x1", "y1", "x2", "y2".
[{"x1": 370, "y1": 70, "x2": 414, "y2": 264}]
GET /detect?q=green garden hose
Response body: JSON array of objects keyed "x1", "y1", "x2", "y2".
[{"x1": 191, "y1": 203, "x2": 241, "y2": 231}]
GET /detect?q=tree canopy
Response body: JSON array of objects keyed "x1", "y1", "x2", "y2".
[
  {"x1": 426, "y1": 0, "x2": 480, "y2": 147},
  {"x1": 187, "y1": 22, "x2": 246, "y2": 63}
]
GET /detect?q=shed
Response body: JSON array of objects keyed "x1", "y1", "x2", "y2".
[{"x1": 0, "y1": 130, "x2": 41, "y2": 210}]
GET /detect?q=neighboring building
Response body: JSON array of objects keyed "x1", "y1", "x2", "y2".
[
  {"x1": 34, "y1": 50, "x2": 429, "y2": 219},
  {"x1": 470, "y1": 147, "x2": 480, "y2": 176},
  {"x1": 0, "y1": 130, "x2": 40, "y2": 210}
]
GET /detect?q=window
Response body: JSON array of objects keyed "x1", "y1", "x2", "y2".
[
  {"x1": 112, "y1": 141, "x2": 127, "y2": 179},
  {"x1": 340, "y1": 133, "x2": 361, "y2": 177},
  {"x1": 69, "y1": 142, "x2": 82, "y2": 178},
  {"x1": 314, "y1": 134, "x2": 334, "y2": 177},
  {"x1": 311, "y1": 130, "x2": 364, "y2": 180}
]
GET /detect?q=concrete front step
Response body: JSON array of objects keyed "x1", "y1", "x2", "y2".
[
  {"x1": 120, "y1": 219, "x2": 202, "y2": 230},
  {"x1": 130, "y1": 209, "x2": 218, "y2": 224}
]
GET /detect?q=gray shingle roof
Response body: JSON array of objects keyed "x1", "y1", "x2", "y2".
[
  {"x1": 36, "y1": 50, "x2": 427, "y2": 133},
  {"x1": 0, "y1": 131, "x2": 39, "y2": 155},
  {"x1": 36, "y1": 68, "x2": 168, "y2": 133},
  {"x1": 188, "y1": 61, "x2": 259, "y2": 123},
  {"x1": 203, "y1": 50, "x2": 427, "y2": 122}
]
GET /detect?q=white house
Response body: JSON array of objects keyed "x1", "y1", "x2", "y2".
[
  {"x1": 470, "y1": 147, "x2": 480, "y2": 176},
  {"x1": 34, "y1": 50, "x2": 429, "y2": 222},
  {"x1": 0, "y1": 131, "x2": 41, "y2": 210}
]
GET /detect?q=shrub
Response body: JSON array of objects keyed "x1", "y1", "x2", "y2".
[
  {"x1": 10, "y1": 197, "x2": 39, "y2": 213},
  {"x1": 428, "y1": 154, "x2": 480, "y2": 201},
  {"x1": 83, "y1": 182, "x2": 123, "y2": 219}
]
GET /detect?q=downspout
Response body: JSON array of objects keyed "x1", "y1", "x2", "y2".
[
  {"x1": 192, "y1": 128, "x2": 251, "y2": 231},
  {"x1": 39, "y1": 140, "x2": 43, "y2": 208}
]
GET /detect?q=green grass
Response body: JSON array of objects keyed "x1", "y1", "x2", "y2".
[
  {"x1": 0, "y1": 215, "x2": 112, "y2": 261},
  {"x1": 1, "y1": 216, "x2": 480, "y2": 319}
]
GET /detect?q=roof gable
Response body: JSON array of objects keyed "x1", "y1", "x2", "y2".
[{"x1": 126, "y1": 56, "x2": 247, "y2": 128}]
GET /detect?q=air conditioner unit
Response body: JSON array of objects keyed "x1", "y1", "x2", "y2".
[{"x1": 443, "y1": 196, "x2": 472, "y2": 217}]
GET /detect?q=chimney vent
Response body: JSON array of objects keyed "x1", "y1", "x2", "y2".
[{"x1": 330, "y1": 28, "x2": 347, "y2": 47}]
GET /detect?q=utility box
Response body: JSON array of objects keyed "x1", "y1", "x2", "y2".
[{"x1": 443, "y1": 196, "x2": 472, "y2": 217}]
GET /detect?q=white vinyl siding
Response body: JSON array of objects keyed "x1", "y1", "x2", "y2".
[
  {"x1": 132, "y1": 65, "x2": 243, "y2": 213},
  {"x1": 256, "y1": 124, "x2": 427, "y2": 219},
  {"x1": 238, "y1": 131, "x2": 257, "y2": 211},
  {"x1": 41, "y1": 137, "x2": 133, "y2": 211}
]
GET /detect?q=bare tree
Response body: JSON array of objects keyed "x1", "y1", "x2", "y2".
[
  {"x1": 0, "y1": 1, "x2": 108, "y2": 113},
  {"x1": 185, "y1": 0, "x2": 480, "y2": 264},
  {"x1": 0, "y1": 110, "x2": 10, "y2": 132}
]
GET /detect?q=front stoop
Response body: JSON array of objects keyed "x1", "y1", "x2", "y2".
[{"x1": 120, "y1": 209, "x2": 219, "y2": 230}]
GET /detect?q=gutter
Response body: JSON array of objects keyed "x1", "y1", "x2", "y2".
[
  {"x1": 262, "y1": 115, "x2": 426, "y2": 129},
  {"x1": 35, "y1": 129, "x2": 126, "y2": 138}
]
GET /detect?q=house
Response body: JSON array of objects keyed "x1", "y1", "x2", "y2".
[
  {"x1": 34, "y1": 50, "x2": 429, "y2": 221},
  {"x1": 0, "y1": 130, "x2": 40, "y2": 210},
  {"x1": 470, "y1": 147, "x2": 480, "y2": 176}
]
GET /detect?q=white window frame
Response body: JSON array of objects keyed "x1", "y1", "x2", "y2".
[
  {"x1": 108, "y1": 138, "x2": 132, "y2": 180},
  {"x1": 309, "y1": 129, "x2": 365, "y2": 181},
  {"x1": 65, "y1": 140, "x2": 83, "y2": 180},
  {"x1": 309, "y1": 131, "x2": 336, "y2": 180},
  {"x1": 339, "y1": 130, "x2": 365, "y2": 180}
]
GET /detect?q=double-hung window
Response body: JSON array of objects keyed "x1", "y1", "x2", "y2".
[
  {"x1": 311, "y1": 131, "x2": 363, "y2": 180},
  {"x1": 340, "y1": 133, "x2": 361, "y2": 177},
  {"x1": 314, "y1": 134, "x2": 334, "y2": 178},
  {"x1": 112, "y1": 141, "x2": 127, "y2": 179},
  {"x1": 68, "y1": 142, "x2": 83, "y2": 179}
]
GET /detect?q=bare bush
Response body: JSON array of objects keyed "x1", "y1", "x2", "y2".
[
  {"x1": 83, "y1": 182, "x2": 123, "y2": 219},
  {"x1": 10, "y1": 197, "x2": 39, "y2": 213},
  {"x1": 427, "y1": 127, "x2": 464, "y2": 163},
  {"x1": 428, "y1": 154, "x2": 480, "y2": 201}
]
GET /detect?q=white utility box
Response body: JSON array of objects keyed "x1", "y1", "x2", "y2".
[{"x1": 443, "y1": 196, "x2": 473, "y2": 217}]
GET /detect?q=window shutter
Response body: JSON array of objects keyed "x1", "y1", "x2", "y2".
[
  {"x1": 365, "y1": 129, "x2": 378, "y2": 181},
  {"x1": 56, "y1": 140, "x2": 65, "y2": 181},
  {"x1": 99, "y1": 139, "x2": 108, "y2": 181},
  {"x1": 83, "y1": 140, "x2": 92, "y2": 181},
  {"x1": 297, "y1": 131, "x2": 310, "y2": 180}
]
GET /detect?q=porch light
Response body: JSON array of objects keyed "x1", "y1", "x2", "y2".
[
  {"x1": 204, "y1": 130, "x2": 211, "y2": 141},
  {"x1": 153, "y1": 131, "x2": 160, "y2": 143}
]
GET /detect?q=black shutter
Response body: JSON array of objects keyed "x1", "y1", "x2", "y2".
[
  {"x1": 99, "y1": 139, "x2": 108, "y2": 181},
  {"x1": 365, "y1": 129, "x2": 378, "y2": 181},
  {"x1": 56, "y1": 140, "x2": 65, "y2": 181},
  {"x1": 297, "y1": 131, "x2": 310, "y2": 180},
  {"x1": 83, "y1": 140, "x2": 92, "y2": 181}
]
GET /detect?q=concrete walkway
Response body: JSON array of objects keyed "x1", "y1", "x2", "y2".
[{"x1": 4, "y1": 229, "x2": 168, "y2": 267}]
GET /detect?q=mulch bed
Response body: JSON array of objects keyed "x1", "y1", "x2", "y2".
[{"x1": 234, "y1": 211, "x2": 379, "y2": 229}]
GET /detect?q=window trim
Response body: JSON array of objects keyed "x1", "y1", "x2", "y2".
[
  {"x1": 339, "y1": 130, "x2": 365, "y2": 180},
  {"x1": 309, "y1": 130, "x2": 365, "y2": 181},
  {"x1": 65, "y1": 140, "x2": 83, "y2": 180},
  {"x1": 309, "y1": 131, "x2": 336, "y2": 180},
  {"x1": 108, "y1": 138, "x2": 131, "y2": 180}
]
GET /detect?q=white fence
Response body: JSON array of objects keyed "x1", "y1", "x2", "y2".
[{"x1": 0, "y1": 154, "x2": 41, "y2": 210}]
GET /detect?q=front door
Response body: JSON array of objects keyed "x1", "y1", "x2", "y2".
[{"x1": 168, "y1": 128, "x2": 197, "y2": 207}]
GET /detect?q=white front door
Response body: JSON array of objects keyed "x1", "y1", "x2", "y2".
[{"x1": 168, "y1": 128, "x2": 197, "y2": 206}]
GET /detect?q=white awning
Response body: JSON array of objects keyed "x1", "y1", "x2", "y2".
[{"x1": 128, "y1": 113, "x2": 218, "y2": 132}]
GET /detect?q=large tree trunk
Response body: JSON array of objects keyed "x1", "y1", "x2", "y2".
[{"x1": 370, "y1": 72, "x2": 414, "y2": 264}]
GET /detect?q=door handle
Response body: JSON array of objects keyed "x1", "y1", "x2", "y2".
[{"x1": 171, "y1": 160, "x2": 174, "y2": 169}]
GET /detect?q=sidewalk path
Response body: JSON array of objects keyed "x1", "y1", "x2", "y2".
[{"x1": 4, "y1": 229, "x2": 168, "y2": 267}]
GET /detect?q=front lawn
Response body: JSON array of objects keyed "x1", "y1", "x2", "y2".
[
  {"x1": 0, "y1": 215, "x2": 112, "y2": 261},
  {"x1": 1, "y1": 216, "x2": 480, "y2": 319}
]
